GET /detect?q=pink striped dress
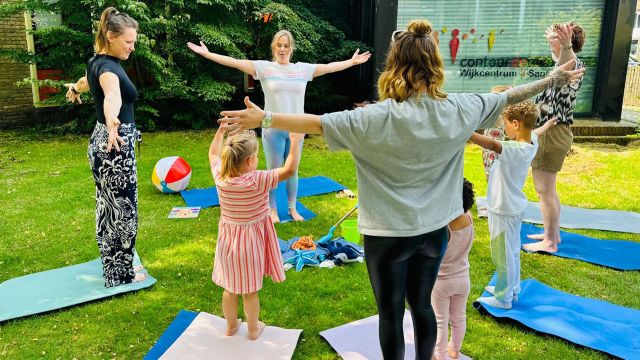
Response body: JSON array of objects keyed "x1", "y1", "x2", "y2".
[{"x1": 211, "y1": 158, "x2": 285, "y2": 294}]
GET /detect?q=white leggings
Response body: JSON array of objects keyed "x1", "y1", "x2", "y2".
[{"x1": 488, "y1": 212, "x2": 523, "y2": 303}]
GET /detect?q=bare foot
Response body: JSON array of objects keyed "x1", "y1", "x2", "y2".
[
  {"x1": 527, "y1": 233, "x2": 561, "y2": 243},
  {"x1": 133, "y1": 265, "x2": 144, "y2": 272},
  {"x1": 133, "y1": 272, "x2": 147, "y2": 282},
  {"x1": 289, "y1": 208, "x2": 304, "y2": 222},
  {"x1": 248, "y1": 321, "x2": 266, "y2": 340},
  {"x1": 225, "y1": 318, "x2": 242, "y2": 336},
  {"x1": 447, "y1": 346, "x2": 459, "y2": 359},
  {"x1": 523, "y1": 240, "x2": 558, "y2": 253},
  {"x1": 269, "y1": 208, "x2": 280, "y2": 223}
]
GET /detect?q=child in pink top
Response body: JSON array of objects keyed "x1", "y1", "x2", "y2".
[
  {"x1": 431, "y1": 179, "x2": 475, "y2": 360},
  {"x1": 209, "y1": 125, "x2": 303, "y2": 340}
]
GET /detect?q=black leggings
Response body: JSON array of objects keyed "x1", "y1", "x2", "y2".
[{"x1": 364, "y1": 227, "x2": 448, "y2": 360}]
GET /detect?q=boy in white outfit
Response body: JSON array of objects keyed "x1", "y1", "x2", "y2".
[{"x1": 470, "y1": 100, "x2": 556, "y2": 309}]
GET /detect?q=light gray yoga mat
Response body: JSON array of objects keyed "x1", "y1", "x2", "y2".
[
  {"x1": 476, "y1": 197, "x2": 640, "y2": 233},
  {"x1": 319, "y1": 310, "x2": 471, "y2": 360},
  {"x1": 0, "y1": 254, "x2": 156, "y2": 322},
  {"x1": 159, "y1": 312, "x2": 302, "y2": 360}
]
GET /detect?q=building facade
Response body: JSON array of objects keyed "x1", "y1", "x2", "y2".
[
  {"x1": 359, "y1": 0, "x2": 636, "y2": 120},
  {"x1": 0, "y1": 11, "x2": 33, "y2": 128}
]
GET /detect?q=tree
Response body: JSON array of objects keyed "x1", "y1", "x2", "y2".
[{"x1": 0, "y1": 0, "x2": 370, "y2": 131}]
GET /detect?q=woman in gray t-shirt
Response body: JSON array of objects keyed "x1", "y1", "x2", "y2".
[{"x1": 219, "y1": 19, "x2": 583, "y2": 360}]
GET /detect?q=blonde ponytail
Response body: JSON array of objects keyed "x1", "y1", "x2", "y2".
[
  {"x1": 219, "y1": 131, "x2": 259, "y2": 179},
  {"x1": 95, "y1": 7, "x2": 139, "y2": 53}
]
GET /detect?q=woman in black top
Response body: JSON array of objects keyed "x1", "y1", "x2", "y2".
[{"x1": 65, "y1": 7, "x2": 146, "y2": 287}]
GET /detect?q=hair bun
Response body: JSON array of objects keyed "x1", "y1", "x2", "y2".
[{"x1": 407, "y1": 20, "x2": 432, "y2": 37}]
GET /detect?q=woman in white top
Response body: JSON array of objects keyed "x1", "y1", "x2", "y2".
[
  {"x1": 218, "y1": 19, "x2": 583, "y2": 359},
  {"x1": 188, "y1": 30, "x2": 371, "y2": 223}
]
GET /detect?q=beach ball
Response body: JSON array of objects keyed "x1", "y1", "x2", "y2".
[{"x1": 152, "y1": 156, "x2": 192, "y2": 193}]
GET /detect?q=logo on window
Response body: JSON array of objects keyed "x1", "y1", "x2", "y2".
[{"x1": 439, "y1": 27, "x2": 506, "y2": 64}]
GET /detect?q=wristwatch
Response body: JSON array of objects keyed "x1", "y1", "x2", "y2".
[
  {"x1": 262, "y1": 110, "x2": 273, "y2": 128},
  {"x1": 71, "y1": 85, "x2": 79, "y2": 95}
]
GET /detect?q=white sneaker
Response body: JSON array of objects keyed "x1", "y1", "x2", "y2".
[
  {"x1": 484, "y1": 286, "x2": 518, "y2": 302},
  {"x1": 477, "y1": 296, "x2": 512, "y2": 309}
]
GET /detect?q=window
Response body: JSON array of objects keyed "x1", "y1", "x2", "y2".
[{"x1": 397, "y1": 0, "x2": 604, "y2": 113}]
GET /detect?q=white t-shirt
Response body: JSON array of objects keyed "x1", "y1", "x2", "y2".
[
  {"x1": 486, "y1": 133, "x2": 539, "y2": 216},
  {"x1": 321, "y1": 92, "x2": 507, "y2": 237},
  {"x1": 252, "y1": 60, "x2": 317, "y2": 114}
]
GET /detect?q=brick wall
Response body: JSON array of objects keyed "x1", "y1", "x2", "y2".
[{"x1": 0, "y1": 10, "x2": 34, "y2": 128}]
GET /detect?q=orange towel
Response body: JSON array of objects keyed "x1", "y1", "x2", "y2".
[{"x1": 291, "y1": 236, "x2": 316, "y2": 251}]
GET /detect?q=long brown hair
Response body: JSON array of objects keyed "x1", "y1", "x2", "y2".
[
  {"x1": 219, "y1": 131, "x2": 259, "y2": 179},
  {"x1": 378, "y1": 19, "x2": 446, "y2": 102},
  {"x1": 95, "y1": 7, "x2": 138, "y2": 53}
]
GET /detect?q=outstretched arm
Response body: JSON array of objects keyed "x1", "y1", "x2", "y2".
[
  {"x1": 470, "y1": 133, "x2": 502, "y2": 154},
  {"x1": 313, "y1": 49, "x2": 371, "y2": 78},
  {"x1": 208, "y1": 124, "x2": 228, "y2": 168},
  {"x1": 187, "y1": 41, "x2": 256, "y2": 77},
  {"x1": 65, "y1": 76, "x2": 89, "y2": 104},
  {"x1": 504, "y1": 59, "x2": 584, "y2": 105},
  {"x1": 533, "y1": 117, "x2": 558, "y2": 136},
  {"x1": 553, "y1": 23, "x2": 577, "y2": 66},
  {"x1": 98, "y1": 73, "x2": 125, "y2": 152},
  {"x1": 219, "y1": 97, "x2": 323, "y2": 135}
]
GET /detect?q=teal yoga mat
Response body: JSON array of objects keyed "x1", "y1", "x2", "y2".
[
  {"x1": 476, "y1": 197, "x2": 640, "y2": 234},
  {"x1": 0, "y1": 254, "x2": 156, "y2": 322}
]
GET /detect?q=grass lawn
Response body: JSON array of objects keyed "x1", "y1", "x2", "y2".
[{"x1": 1, "y1": 130, "x2": 639, "y2": 359}]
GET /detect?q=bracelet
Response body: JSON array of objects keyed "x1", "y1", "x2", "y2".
[
  {"x1": 70, "y1": 85, "x2": 79, "y2": 95},
  {"x1": 562, "y1": 45, "x2": 572, "y2": 51},
  {"x1": 262, "y1": 110, "x2": 273, "y2": 128}
]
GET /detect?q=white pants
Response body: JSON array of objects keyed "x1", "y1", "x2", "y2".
[{"x1": 488, "y1": 212, "x2": 523, "y2": 303}]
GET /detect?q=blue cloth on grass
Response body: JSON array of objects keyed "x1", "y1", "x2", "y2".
[{"x1": 279, "y1": 237, "x2": 363, "y2": 271}]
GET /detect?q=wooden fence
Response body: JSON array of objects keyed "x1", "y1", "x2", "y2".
[{"x1": 624, "y1": 66, "x2": 640, "y2": 107}]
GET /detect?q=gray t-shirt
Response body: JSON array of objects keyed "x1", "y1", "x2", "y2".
[{"x1": 321, "y1": 92, "x2": 507, "y2": 237}]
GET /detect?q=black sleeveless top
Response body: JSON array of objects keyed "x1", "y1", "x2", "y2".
[{"x1": 87, "y1": 54, "x2": 137, "y2": 124}]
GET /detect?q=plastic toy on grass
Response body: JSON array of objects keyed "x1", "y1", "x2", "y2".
[
  {"x1": 152, "y1": 156, "x2": 192, "y2": 193},
  {"x1": 318, "y1": 205, "x2": 358, "y2": 244}
]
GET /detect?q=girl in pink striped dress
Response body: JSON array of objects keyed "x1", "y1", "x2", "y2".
[{"x1": 209, "y1": 125, "x2": 303, "y2": 340}]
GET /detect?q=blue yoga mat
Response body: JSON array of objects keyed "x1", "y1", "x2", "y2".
[
  {"x1": 144, "y1": 310, "x2": 198, "y2": 360},
  {"x1": 180, "y1": 176, "x2": 347, "y2": 222},
  {"x1": 474, "y1": 275, "x2": 640, "y2": 359},
  {"x1": 521, "y1": 223, "x2": 640, "y2": 271},
  {"x1": 476, "y1": 197, "x2": 640, "y2": 234},
  {"x1": 0, "y1": 254, "x2": 156, "y2": 323}
]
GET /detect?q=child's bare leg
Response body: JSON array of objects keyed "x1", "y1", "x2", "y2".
[
  {"x1": 242, "y1": 292, "x2": 265, "y2": 340},
  {"x1": 447, "y1": 345, "x2": 459, "y2": 359},
  {"x1": 222, "y1": 290, "x2": 242, "y2": 336},
  {"x1": 289, "y1": 206, "x2": 304, "y2": 222},
  {"x1": 269, "y1": 208, "x2": 280, "y2": 223}
]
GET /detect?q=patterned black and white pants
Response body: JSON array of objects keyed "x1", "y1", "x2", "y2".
[{"x1": 88, "y1": 122, "x2": 138, "y2": 287}]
